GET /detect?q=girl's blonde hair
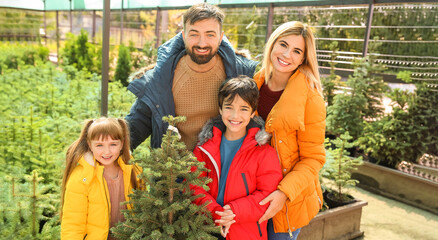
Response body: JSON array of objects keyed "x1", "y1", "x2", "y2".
[
  {"x1": 262, "y1": 21, "x2": 322, "y2": 96},
  {"x1": 60, "y1": 117, "x2": 136, "y2": 215}
]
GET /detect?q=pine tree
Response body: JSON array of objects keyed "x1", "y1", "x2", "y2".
[
  {"x1": 114, "y1": 44, "x2": 132, "y2": 87},
  {"x1": 112, "y1": 116, "x2": 217, "y2": 240}
]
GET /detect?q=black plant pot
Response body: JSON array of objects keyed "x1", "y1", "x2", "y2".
[{"x1": 324, "y1": 191, "x2": 356, "y2": 208}]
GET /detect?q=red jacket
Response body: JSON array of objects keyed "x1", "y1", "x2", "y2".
[{"x1": 193, "y1": 116, "x2": 282, "y2": 240}]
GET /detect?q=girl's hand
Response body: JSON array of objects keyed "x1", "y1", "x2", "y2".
[{"x1": 258, "y1": 190, "x2": 287, "y2": 223}]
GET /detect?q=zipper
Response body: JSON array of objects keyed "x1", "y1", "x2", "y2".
[
  {"x1": 241, "y1": 173, "x2": 250, "y2": 196},
  {"x1": 272, "y1": 131, "x2": 282, "y2": 167},
  {"x1": 102, "y1": 171, "x2": 111, "y2": 237},
  {"x1": 241, "y1": 173, "x2": 262, "y2": 238},
  {"x1": 198, "y1": 146, "x2": 220, "y2": 184},
  {"x1": 272, "y1": 131, "x2": 293, "y2": 237}
]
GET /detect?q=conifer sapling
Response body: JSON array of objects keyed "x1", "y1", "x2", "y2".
[{"x1": 112, "y1": 116, "x2": 217, "y2": 240}]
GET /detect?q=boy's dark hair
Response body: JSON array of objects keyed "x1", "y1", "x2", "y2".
[
  {"x1": 183, "y1": 3, "x2": 225, "y2": 31},
  {"x1": 218, "y1": 75, "x2": 259, "y2": 113}
]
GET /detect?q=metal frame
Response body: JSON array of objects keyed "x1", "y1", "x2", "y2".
[{"x1": 1, "y1": 0, "x2": 436, "y2": 116}]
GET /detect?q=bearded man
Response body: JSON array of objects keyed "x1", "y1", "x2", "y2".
[{"x1": 126, "y1": 3, "x2": 257, "y2": 151}]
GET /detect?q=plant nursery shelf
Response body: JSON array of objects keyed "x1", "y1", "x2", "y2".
[
  {"x1": 351, "y1": 161, "x2": 438, "y2": 215},
  {"x1": 298, "y1": 200, "x2": 368, "y2": 240}
]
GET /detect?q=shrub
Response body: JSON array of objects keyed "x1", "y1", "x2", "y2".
[{"x1": 114, "y1": 44, "x2": 132, "y2": 87}]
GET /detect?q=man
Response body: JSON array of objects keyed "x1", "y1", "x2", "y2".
[{"x1": 126, "y1": 3, "x2": 258, "y2": 151}]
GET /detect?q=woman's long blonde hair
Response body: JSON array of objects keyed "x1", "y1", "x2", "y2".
[
  {"x1": 262, "y1": 21, "x2": 322, "y2": 96},
  {"x1": 60, "y1": 117, "x2": 136, "y2": 216}
]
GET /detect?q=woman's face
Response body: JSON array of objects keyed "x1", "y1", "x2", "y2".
[{"x1": 270, "y1": 34, "x2": 305, "y2": 74}]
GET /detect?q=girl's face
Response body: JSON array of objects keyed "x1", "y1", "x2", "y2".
[
  {"x1": 220, "y1": 94, "x2": 255, "y2": 141},
  {"x1": 88, "y1": 136, "x2": 123, "y2": 167},
  {"x1": 270, "y1": 34, "x2": 305, "y2": 74}
]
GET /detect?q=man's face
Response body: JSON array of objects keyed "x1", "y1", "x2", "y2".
[{"x1": 182, "y1": 18, "x2": 224, "y2": 65}]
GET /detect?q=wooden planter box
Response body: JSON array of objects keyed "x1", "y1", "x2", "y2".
[
  {"x1": 351, "y1": 161, "x2": 438, "y2": 214},
  {"x1": 298, "y1": 200, "x2": 367, "y2": 240}
]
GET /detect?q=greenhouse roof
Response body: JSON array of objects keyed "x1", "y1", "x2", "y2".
[{"x1": 0, "y1": 0, "x2": 434, "y2": 11}]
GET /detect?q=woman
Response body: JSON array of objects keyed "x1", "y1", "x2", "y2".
[{"x1": 255, "y1": 21, "x2": 326, "y2": 240}]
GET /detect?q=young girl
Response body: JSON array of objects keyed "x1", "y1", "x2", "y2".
[{"x1": 61, "y1": 117, "x2": 140, "y2": 240}]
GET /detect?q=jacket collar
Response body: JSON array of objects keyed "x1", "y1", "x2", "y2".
[
  {"x1": 197, "y1": 115, "x2": 271, "y2": 147},
  {"x1": 79, "y1": 156, "x2": 132, "y2": 183},
  {"x1": 254, "y1": 69, "x2": 308, "y2": 132}
]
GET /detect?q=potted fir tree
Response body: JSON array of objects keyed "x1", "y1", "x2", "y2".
[
  {"x1": 298, "y1": 132, "x2": 367, "y2": 240},
  {"x1": 323, "y1": 132, "x2": 363, "y2": 208}
]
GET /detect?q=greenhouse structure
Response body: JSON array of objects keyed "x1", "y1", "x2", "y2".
[{"x1": 0, "y1": 1, "x2": 437, "y2": 239}]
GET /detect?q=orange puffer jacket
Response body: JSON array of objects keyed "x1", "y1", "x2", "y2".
[{"x1": 254, "y1": 69, "x2": 326, "y2": 233}]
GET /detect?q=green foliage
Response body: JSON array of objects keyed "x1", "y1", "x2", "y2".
[
  {"x1": 326, "y1": 52, "x2": 389, "y2": 139},
  {"x1": 0, "y1": 9, "x2": 44, "y2": 42},
  {"x1": 396, "y1": 71, "x2": 413, "y2": 83},
  {"x1": 242, "y1": 6, "x2": 261, "y2": 56},
  {"x1": 223, "y1": 6, "x2": 267, "y2": 56},
  {"x1": 0, "y1": 61, "x2": 136, "y2": 238},
  {"x1": 0, "y1": 170, "x2": 60, "y2": 239},
  {"x1": 112, "y1": 116, "x2": 217, "y2": 240},
  {"x1": 387, "y1": 88, "x2": 414, "y2": 111},
  {"x1": 326, "y1": 58, "x2": 368, "y2": 139},
  {"x1": 321, "y1": 41, "x2": 342, "y2": 107},
  {"x1": 61, "y1": 29, "x2": 102, "y2": 74},
  {"x1": 0, "y1": 42, "x2": 49, "y2": 74},
  {"x1": 405, "y1": 83, "x2": 438, "y2": 161},
  {"x1": 115, "y1": 44, "x2": 132, "y2": 87},
  {"x1": 323, "y1": 132, "x2": 363, "y2": 201},
  {"x1": 358, "y1": 108, "x2": 412, "y2": 168},
  {"x1": 358, "y1": 83, "x2": 438, "y2": 167}
]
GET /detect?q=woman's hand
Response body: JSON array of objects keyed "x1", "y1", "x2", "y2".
[
  {"x1": 215, "y1": 205, "x2": 235, "y2": 237},
  {"x1": 258, "y1": 190, "x2": 288, "y2": 224}
]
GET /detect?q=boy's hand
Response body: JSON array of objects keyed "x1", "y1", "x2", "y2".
[
  {"x1": 258, "y1": 190, "x2": 287, "y2": 223},
  {"x1": 220, "y1": 222, "x2": 233, "y2": 238},
  {"x1": 215, "y1": 205, "x2": 235, "y2": 237},
  {"x1": 215, "y1": 205, "x2": 235, "y2": 225}
]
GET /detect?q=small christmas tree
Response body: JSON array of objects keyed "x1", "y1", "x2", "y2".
[
  {"x1": 323, "y1": 132, "x2": 363, "y2": 202},
  {"x1": 112, "y1": 116, "x2": 217, "y2": 240}
]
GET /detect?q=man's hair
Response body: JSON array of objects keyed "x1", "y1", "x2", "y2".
[
  {"x1": 183, "y1": 3, "x2": 225, "y2": 31},
  {"x1": 218, "y1": 75, "x2": 259, "y2": 113}
]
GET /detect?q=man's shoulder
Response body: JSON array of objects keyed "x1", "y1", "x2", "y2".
[{"x1": 233, "y1": 50, "x2": 258, "y2": 77}]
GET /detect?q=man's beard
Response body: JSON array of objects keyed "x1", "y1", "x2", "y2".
[{"x1": 186, "y1": 46, "x2": 218, "y2": 65}]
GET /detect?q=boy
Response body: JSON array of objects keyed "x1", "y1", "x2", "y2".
[{"x1": 193, "y1": 76, "x2": 282, "y2": 239}]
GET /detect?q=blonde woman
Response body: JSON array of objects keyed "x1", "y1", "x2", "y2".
[{"x1": 255, "y1": 21, "x2": 326, "y2": 240}]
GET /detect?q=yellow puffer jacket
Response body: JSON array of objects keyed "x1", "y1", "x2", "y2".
[
  {"x1": 254, "y1": 69, "x2": 326, "y2": 233},
  {"x1": 61, "y1": 156, "x2": 140, "y2": 240}
]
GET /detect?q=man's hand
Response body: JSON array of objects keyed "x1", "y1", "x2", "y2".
[{"x1": 258, "y1": 190, "x2": 288, "y2": 224}]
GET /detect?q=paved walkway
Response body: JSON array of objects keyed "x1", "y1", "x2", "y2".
[{"x1": 351, "y1": 187, "x2": 438, "y2": 240}]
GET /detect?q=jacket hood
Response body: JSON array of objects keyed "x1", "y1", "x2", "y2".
[{"x1": 197, "y1": 115, "x2": 270, "y2": 146}]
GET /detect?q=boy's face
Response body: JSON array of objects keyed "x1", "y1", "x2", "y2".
[
  {"x1": 220, "y1": 94, "x2": 255, "y2": 141},
  {"x1": 182, "y1": 18, "x2": 224, "y2": 65}
]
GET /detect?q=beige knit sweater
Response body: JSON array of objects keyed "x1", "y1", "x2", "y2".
[{"x1": 172, "y1": 55, "x2": 226, "y2": 151}]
